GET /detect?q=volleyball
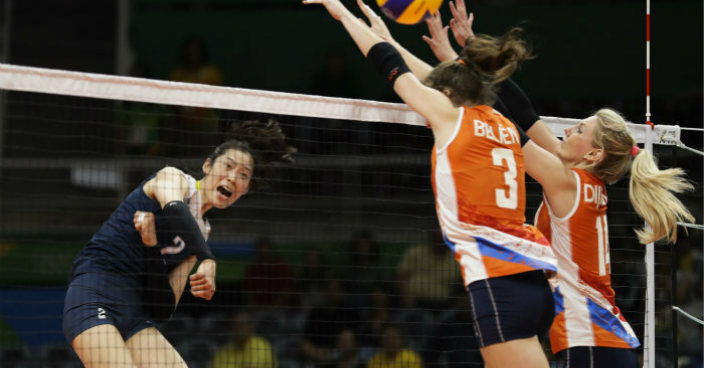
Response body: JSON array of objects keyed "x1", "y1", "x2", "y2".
[{"x1": 376, "y1": 0, "x2": 443, "y2": 25}]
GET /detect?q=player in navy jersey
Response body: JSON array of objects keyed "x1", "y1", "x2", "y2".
[{"x1": 63, "y1": 121, "x2": 295, "y2": 368}]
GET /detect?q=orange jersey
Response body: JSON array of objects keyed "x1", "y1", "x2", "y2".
[
  {"x1": 534, "y1": 168, "x2": 640, "y2": 353},
  {"x1": 432, "y1": 105, "x2": 556, "y2": 286}
]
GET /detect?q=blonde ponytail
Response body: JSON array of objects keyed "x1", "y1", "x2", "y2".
[
  {"x1": 629, "y1": 149, "x2": 695, "y2": 244},
  {"x1": 592, "y1": 108, "x2": 695, "y2": 244}
]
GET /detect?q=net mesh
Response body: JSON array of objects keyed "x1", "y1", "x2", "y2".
[{"x1": 0, "y1": 65, "x2": 700, "y2": 368}]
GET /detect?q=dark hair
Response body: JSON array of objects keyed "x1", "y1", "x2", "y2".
[
  {"x1": 208, "y1": 120, "x2": 296, "y2": 191},
  {"x1": 423, "y1": 27, "x2": 533, "y2": 107}
]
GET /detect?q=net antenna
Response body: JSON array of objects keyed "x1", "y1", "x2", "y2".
[{"x1": 0, "y1": 62, "x2": 700, "y2": 367}]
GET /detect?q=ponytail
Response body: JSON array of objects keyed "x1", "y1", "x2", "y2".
[
  {"x1": 591, "y1": 108, "x2": 694, "y2": 244},
  {"x1": 423, "y1": 27, "x2": 533, "y2": 107},
  {"x1": 629, "y1": 149, "x2": 695, "y2": 244}
]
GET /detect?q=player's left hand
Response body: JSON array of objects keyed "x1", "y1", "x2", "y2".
[{"x1": 190, "y1": 259, "x2": 216, "y2": 300}]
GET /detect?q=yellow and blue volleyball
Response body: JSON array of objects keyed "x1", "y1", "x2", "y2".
[{"x1": 376, "y1": 0, "x2": 443, "y2": 25}]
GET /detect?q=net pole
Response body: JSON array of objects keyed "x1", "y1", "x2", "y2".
[
  {"x1": 670, "y1": 147, "x2": 679, "y2": 368},
  {"x1": 643, "y1": 2, "x2": 655, "y2": 366},
  {"x1": 645, "y1": 0, "x2": 652, "y2": 128},
  {"x1": 644, "y1": 130, "x2": 656, "y2": 368}
]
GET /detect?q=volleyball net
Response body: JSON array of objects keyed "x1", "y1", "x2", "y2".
[{"x1": 0, "y1": 63, "x2": 700, "y2": 368}]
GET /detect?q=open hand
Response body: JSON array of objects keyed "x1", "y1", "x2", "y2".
[
  {"x1": 133, "y1": 211, "x2": 157, "y2": 246},
  {"x1": 448, "y1": 0, "x2": 475, "y2": 47},
  {"x1": 357, "y1": 0, "x2": 393, "y2": 41},
  {"x1": 423, "y1": 10, "x2": 458, "y2": 62}
]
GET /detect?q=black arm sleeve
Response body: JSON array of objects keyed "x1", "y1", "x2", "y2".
[
  {"x1": 514, "y1": 121, "x2": 531, "y2": 147},
  {"x1": 162, "y1": 200, "x2": 214, "y2": 261},
  {"x1": 496, "y1": 78, "x2": 540, "y2": 132},
  {"x1": 367, "y1": 42, "x2": 411, "y2": 84}
]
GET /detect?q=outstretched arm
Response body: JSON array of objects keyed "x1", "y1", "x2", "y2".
[
  {"x1": 496, "y1": 79, "x2": 560, "y2": 154},
  {"x1": 356, "y1": 0, "x2": 434, "y2": 79},
  {"x1": 304, "y1": 0, "x2": 459, "y2": 141}
]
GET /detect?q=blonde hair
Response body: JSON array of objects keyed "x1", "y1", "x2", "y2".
[
  {"x1": 423, "y1": 27, "x2": 532, "y2": 107},
  {"x1": 591, "y1": 108, "x2": 695, "y2": 244}
]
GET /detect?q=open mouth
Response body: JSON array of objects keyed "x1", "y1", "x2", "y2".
[{"x1": 216, "y1": 185, "x2": 233, "y2": 198}]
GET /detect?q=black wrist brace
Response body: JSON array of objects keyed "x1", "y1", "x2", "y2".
[
  {"x1": 367, "y1": 42, "x2": 411, "y2": 84},
  {"x1": 162, "y1": 200, "x2": 214, "y2": 261}
]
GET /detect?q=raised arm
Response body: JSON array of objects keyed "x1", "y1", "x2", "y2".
[
  {"x1": 304, "y1": 0, "x2": 459, "y2": 144},
  {"x1": 496, "y1": 78, "x2": 561, "y2": 154},
  {"x1": 356, "y1": 0, "x2": 434, "y2": 79}
]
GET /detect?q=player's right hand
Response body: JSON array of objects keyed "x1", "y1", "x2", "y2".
[{"x1": 133, "y1": 211, "x2": 158, "y2": 247}]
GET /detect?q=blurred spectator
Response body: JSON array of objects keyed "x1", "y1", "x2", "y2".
[
  {"x1": 116, "y1": 61, "x2": 166, "y2": 156},
  {"x1": 299, "y1": 248, "x2": 329, "y2": 310},
  {"x1": 299, "y1": 328, "x2": 366, "y2": 368},
  {"x1": 366, "y1": 325, "x2": 422, "y2": 368},
  {"x1": 396, "y1": 231, "x2": 460, "y2": 309},
  {"x1": 169, "y1": 36, "x2": 223, "y2": 86},
  {"x1": 302, "y1": 278, "x2": 361, "y2": 365},
  {"x1": 332, "y1": 329, "x2": 366, "y2": 368},
  {"x1": 343, "y1": 230, "x2": 386, "y2": 303},
  {"x1": 166, "y1": 35, "x2": 223, "y2": 156},
  {"x1": 208, "y1": 311, "x2": 277, "y2": 368},
  {"x1": 357, "y1": 286, "x2": 391, "y2": 347},
  {"x1": 244, "y1": 237, "x2": 296, "y2": 307}
]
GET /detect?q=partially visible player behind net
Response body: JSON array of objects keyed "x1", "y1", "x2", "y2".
[
  {"x1": 422, "y1": 2, "x2": 696, "y2": 367},
  {"x1": 62, "y1": 121, "x2": 295, "y2": 367},
  {"x1": 303, "y1": 1, "x2": 559, "y2": 367}
]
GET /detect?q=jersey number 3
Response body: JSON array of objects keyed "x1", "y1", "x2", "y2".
[{"x1": 491, "y1": 148, "x2": 518, "y2": 209}]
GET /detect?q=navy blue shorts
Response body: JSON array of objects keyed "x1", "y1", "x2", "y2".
[
  {"x1": 62, "y1": 273, "x2": 154, "y2": 343},
  {"x1": 467, "y1": 270, "x2": 554, "y2": 347},
  {"x1": 560, "y1": 346, "x2": 639, "y2": 368}
]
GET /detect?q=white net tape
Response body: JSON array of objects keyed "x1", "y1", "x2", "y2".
[{"x1": 0, "y1": 63, "x2": 686, "y2": 145}]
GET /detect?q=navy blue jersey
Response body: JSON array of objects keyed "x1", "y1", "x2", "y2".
[{"x1": 69, "y1": 171, "x2": 207, "y2": 280}]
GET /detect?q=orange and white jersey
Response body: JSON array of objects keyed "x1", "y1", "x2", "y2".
[
  {"x1": 432, "y1": 105, "x2": 556, "y2": 287},
  {"x1": 534, "y1": 168, "x2": 640, "y2": 353}
]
